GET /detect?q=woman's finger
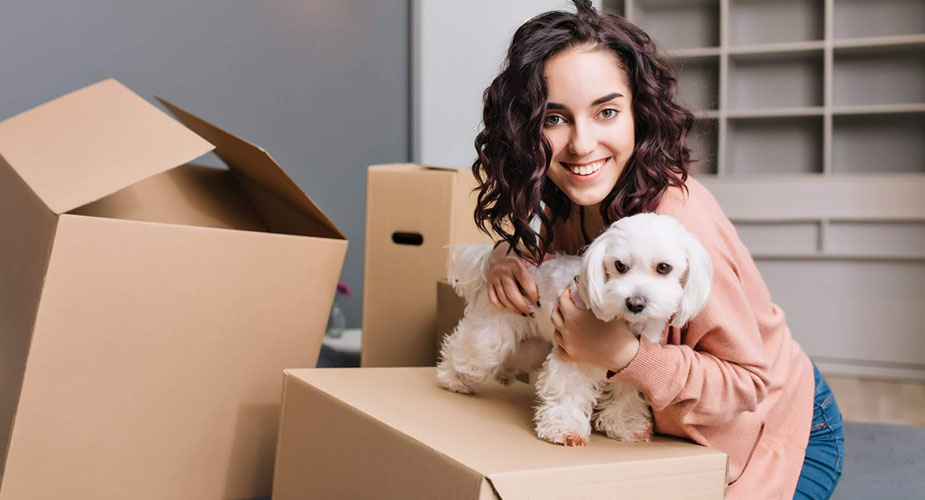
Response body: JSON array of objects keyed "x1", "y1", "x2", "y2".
[
  {"x1": 501, "y1": 277, "x2": 531, "y2": 315},
  {"x1": 487, "y1": 285, "x2": 501, "y2": 310},
  {"x1": 551, "y1": 301, "x2": 564, "y2": 330},
  {"x1": 493, "y1": 283, "x2": 515, "y2": 313},
  {"x1": 557, "y1": 288, "x2": 576, "y2": 316},
  {"x1": 513, "y1": 263, "x2": 540, "y2": 306}
]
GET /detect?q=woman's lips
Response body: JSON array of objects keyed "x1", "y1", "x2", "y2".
[{"x1": 562, "y1": 157, "x2": 609, "y2": 180}]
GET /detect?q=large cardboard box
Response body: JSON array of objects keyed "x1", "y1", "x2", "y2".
[
  {"x1": 0, "y1": 79, "x2": 347, "y2": 500},
  {"x1": 363, "y1": 164, "x2": 491, "y2": 367},
  {"x1": 272, "y1": 367, "x2": 728, "y2": 499}
]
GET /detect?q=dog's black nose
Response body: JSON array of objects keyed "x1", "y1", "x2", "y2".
[{"x1": 626, "y1": 296, "x2": 646, "y2": 313}]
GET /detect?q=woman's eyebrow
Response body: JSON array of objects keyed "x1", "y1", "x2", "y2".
[
  {"x1": 546, "y1": 92, "x2": 623, "y2": 111},
  {"x1": 591, "y1": 92, "x2": 622, "y2": 105}
]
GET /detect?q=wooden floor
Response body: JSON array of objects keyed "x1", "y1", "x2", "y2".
[{"x1": 825, "y1": 375, "x2": 925, "y2": 427}]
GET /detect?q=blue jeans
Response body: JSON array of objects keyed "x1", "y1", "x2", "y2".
[{"x1": 794, "y1": 364, "x2": 845, "y2": 499}]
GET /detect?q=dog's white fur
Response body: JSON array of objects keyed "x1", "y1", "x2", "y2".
[{"x1": 437, "y1": 213, "x2": 713, "y2": 446}]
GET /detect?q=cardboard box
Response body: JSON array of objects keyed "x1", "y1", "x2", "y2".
[
  {"x1": 363, "y1": 164, "x2": 491, "y2": 367},
  {"x1": 272, "y1": 367, "x2": 728, "y2": 499},
  {"x1": 0, "y1": 79, "x2": 347, "y2": 500}
]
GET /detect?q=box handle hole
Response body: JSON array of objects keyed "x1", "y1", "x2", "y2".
[{"x1": 392, "y1": 232, "x2": 423, "y2": 246}]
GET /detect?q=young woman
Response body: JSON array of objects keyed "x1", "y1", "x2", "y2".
[{"x1": 472, "y1": 2, "x2": 844, "y2": 498}]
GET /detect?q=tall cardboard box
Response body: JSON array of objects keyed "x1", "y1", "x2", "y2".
[
  {"x1": 272, "y1": 367, "x2": 728, "y2": 499},
  {"x1": 363, "y1": 164, "x2": 491, "y2": 367},
  {"x1": 0, "y1": 79, "x2": 347, "y2": 500}
]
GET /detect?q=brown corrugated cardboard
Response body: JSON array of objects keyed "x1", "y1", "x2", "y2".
[
  {"x1": 0, "y1": 79, "x2": 347, "y2": 500},
  {"x1": 272, "y1": 367, "x2": 728, "y2": 499},
  {"x1": 363, "y1": 164, "x2": 492, "y2": 367}
]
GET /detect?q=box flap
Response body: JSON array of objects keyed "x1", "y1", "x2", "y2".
[
  {"x1": 0, "y1": 79, "x2": 214, "y2": 214},
  {"x1": 155, "y1": 97, "x2": 344, "y2": 240}
]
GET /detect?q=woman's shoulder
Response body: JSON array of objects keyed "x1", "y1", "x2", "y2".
[
  {"x1": 657, "y1": 176, "x2": 723, "y2": 221},
  {"x1": 655, "y1": 175, "x2": 737, "y2": 252}
]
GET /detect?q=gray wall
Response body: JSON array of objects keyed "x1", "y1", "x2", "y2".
[
  {"x1": 0, "y1": 0, "x2": 411, "y2": 328},
  {"x1": 413, "y1": 0, "x2": 582, "y2": 167}
]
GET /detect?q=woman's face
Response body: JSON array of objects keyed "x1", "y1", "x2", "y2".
[{"x1": 542, "y1": 46, "x2": 635, "y2": 208}]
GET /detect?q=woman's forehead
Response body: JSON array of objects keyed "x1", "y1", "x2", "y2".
[{"x1": 544, "y1": 47, "x2": 631, "y2": 104}]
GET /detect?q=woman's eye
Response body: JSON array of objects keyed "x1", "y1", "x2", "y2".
[
  {"x1": 614, "y1": 260, "x2": 628, "y2": 274},
  {"x1": 544, "y1": 114, "x2": 564, "y2": 126},
  {"x1": 656, "y1": 263, "x2": 673, "y2": 275},
  {"x1": 599, "y1": 108, "x2": 618, "y2": 119}
]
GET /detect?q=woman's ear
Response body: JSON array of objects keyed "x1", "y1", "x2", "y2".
[
  {"x1": 579, "y1": 233, "x2": 614, "y2": 320},
  {"x1": 672, "y1": 232, "x2": 713, "y2": 327}
]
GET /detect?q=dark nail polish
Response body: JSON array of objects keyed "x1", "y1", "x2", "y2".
[
  {"x1": 536, "y1": 300, "x2": 541, "y2": 307},
  {"x1": 529, "y1": 312, "x2": 535, "y2": 318},
  {"x1": 521, "y1": 313, "x2": 527, "y2": 317}
]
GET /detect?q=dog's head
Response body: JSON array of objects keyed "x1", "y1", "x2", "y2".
[{"x1": 578, "y1": 213, "x2": 712, "y2": 328}]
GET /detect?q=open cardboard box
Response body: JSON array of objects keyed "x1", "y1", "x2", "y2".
[
  {"x1": 272, "y1": 367, "x2": 728, "y2": 499},
  {"x1": 363, "y1": 163, "x2": 492, "y2": 367},
  {"x1": 0, "y1": 79, "x2": 347, "y2": 499}
]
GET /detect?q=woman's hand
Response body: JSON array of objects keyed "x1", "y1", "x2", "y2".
[
  {"x1": 551, "y1": 288, "x2": 639, "y2": 373},
  {"x1": 486, "y1": 241, "x2": 539, "y2": 316}
]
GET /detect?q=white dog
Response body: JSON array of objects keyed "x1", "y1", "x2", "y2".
[{"x1": 436, "y1": 213, "x2": 713, "y2": 446}]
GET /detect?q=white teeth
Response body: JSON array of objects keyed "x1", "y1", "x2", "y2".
[{"x1": 568, "y1": 158, "x2": 606, "y2": 176}]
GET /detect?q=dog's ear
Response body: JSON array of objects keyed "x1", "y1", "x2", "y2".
[
  {"x1": 579, "y1": 232, "x2": 615, "y2": 320},
  {"x1": 672, "y1": 232, "x2": 713, "y2": 327}
]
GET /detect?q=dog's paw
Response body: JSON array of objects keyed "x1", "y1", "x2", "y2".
[
  {"x1": 595, "y1": 415, "x2": 653, "y2": 442},
  {"x1": 630, "y1": 424, "x2": 653, "y2": 442},
  {"x1": 537, "y1": 428, "x2": 589, "y2": 447},
  {"x1": 494, "y1": 369, "x2": 516, "y2": 386},
  {"x1": 436, "y1": 368, "x2": 480, "y2": 395}
]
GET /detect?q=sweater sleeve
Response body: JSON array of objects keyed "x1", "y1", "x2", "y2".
[{"x1": 614, "y1": 220, "x2": 772, "y2": 427}]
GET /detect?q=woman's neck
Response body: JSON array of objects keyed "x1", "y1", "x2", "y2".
[{"x1": 580, "y1": 203, "x2": 606, "y2": 244}]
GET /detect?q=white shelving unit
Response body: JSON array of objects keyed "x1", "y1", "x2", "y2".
[{"x1": 604, "y1": 0, "x2": 925, "y2": 380}]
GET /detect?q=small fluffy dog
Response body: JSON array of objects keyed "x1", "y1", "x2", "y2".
[{"x1": 437, "y1": 213, "x2": 713, "y2": 446}]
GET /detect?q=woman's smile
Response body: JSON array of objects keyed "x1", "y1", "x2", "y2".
[{"x1": 562, "y1": 157, "x2": 610, "y2": 180}]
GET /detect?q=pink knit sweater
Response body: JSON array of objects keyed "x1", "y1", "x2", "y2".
[{"x1": 548, "y1": 177, "x2": 814, "y2": 499}]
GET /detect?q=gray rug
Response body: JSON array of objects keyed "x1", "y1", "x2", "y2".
[{"x1": 832, "y1": 422, "x2": 925, "y2": 499}]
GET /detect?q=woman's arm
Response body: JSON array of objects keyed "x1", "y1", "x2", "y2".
[{"x1": 614, "y1": 240, "x2": 771, "y2": 426}]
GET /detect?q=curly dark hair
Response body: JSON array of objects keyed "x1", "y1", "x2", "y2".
[{"x1": 473, "y1": 0, "x2": 694, "y2": 262}]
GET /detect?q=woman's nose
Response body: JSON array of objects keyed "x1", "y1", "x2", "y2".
[{"x1": 568, "y1": 121, "x2": 596, "y2": 157}]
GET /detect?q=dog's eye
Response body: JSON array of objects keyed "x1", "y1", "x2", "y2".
[
  {"x1": 614, "y1": 260, "x2": 628, "y2": 274},
  {"x1": 656, "y1": 263, "x2": 673, "y2": 275}
]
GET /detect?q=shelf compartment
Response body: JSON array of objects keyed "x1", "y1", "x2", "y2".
[
  {"x1": 734, "y1": 221, "x2": 819, "y2": 255},
  {"x1": 834, "y1": 0, "x2": 925, "y2": 40},
  {"x1": 833, "y1": 47, "x2": 924, "y2": 106},
  {"x1": 755, "y1": 258, "x2": 925, "y2": 365},
  {"x1": 674, "y1": 57, "x2": 719, "y2": 111},
  {"x1": 730, "y1": 0, "x2": 824, "y2": 46},
  {"x1": 826, "y1": 221, "x2": 925, "y2": 258},
  {"x1": 687, "y1": 118, "x2": 718, "y2": 175},
  {"x1": 728, "y1": 52, "x2": 824, "y2": 110},
  {"x1": 832, "y1": 114, "x2": 924, "y2": 174},
  {"x1": 635, "y1": 0, "x2": 719, "y2": 50},
  {"x1": 726, "y1": 116, "x2": 823, "y2": 175}
]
